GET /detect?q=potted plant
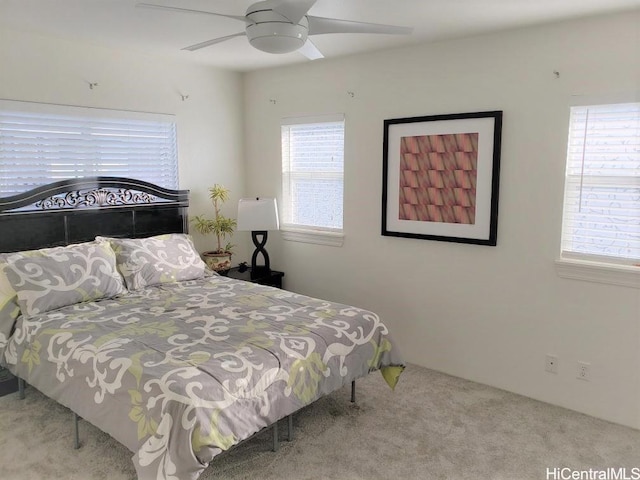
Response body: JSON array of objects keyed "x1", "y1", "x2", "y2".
[{"x1": 191, "y1": 184, "x2": 237, "y2": 272}]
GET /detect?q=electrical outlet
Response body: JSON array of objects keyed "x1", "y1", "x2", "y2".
[
  {"x1": 545, "y1": 354, "x2": 558, "y2": 374},
  {"x1": 577, "y1": 361, "x2": 591, "y2": 381}
]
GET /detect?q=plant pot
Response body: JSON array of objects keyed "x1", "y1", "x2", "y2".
[{"x1": 202, "y1": 252, "x2": 232, "y2": 272}]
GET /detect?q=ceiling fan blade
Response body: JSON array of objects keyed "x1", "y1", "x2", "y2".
[
  {"x1": 272, "y1": 0, "x2": 317, "y2": 24},
  {"x1": 136, "y1": 3, "x2": 248, "y2": 23},
  {"x1": 298, "y1": 39, "x2": 324, "y2": 60},
  {"x1": 182, "y1": 32, "x2": 246, "y2": 51},
  {"x1": 308, "y1": 16, "x2": 413, "y2": 36}
]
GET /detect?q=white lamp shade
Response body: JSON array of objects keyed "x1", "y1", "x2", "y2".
[{"x1": 237, "y1": 197, "x2": 280, "y2": 231}]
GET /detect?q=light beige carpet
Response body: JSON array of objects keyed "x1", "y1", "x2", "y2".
[{"x1": 1, "y1": 364, "x2": 639, "y2": 480}]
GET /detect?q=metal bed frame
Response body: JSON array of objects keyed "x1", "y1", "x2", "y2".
[
  {"x1": 2, "y1": 177, "x2": 357, "y2": 455},
  {"x1": 17, "y1": 377, "x2": 355, "y2": 451}
]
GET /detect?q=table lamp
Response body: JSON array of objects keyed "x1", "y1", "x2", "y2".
[{"x1": 237, "y1": 197, "x2": 279, "y2": 275}]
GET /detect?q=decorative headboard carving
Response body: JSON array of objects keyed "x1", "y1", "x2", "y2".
[
  {"x1": 0, "y1": 177, "x2": 190, "y2": 253},
  {"x1": 35, "y1": 188, "x2": 156, "y2": 210}
]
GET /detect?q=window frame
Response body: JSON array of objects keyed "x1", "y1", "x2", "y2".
[
  {"x1": 280, "y1": 113, "x2": 345, "y2": 247},
  {"x1": 556, "y1": 98, "x2": 640, "y2": 288},
  {"x1": 0, "y1": 99, "x2": 178, "y2": 197}
]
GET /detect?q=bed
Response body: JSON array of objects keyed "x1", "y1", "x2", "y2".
[{"x1": 0, "y1": 177, "x2": 404, "y2": 480}]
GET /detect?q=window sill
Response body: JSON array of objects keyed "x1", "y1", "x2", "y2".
[
  {"x1": 281, "y1": 227, "x2": 344, "y2": 247},
  {"x1": 555, "y1": 258, "x2": 640, "y2": 289}
]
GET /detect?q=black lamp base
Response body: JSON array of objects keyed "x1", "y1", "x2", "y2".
[{"x1": 250, "y1": 230, "x2": 271, "y2": 275}]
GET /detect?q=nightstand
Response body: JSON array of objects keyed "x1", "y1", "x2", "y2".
[
  {"x1": 225, "y1": 266, "x2": 285, "y2": 289},
  {"x1": 0, "y1": 366, "x2": 18, "y2": 397}
]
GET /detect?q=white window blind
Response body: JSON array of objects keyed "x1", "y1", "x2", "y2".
[
  {"x1": 0, "y1": 100, "x2": 178, "y2": 197},
  {"x1": 560, "y1": 102, "x2": 640, "y2": 264},
  {"x1": 281, "y1": 115, "x2": 344, "y2": 232}
]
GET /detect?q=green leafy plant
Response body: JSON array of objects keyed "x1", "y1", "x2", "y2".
[{"x1": 191, "y1": 184, "x2": 237, "y2": 254}]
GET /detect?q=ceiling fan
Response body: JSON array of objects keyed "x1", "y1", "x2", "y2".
[{"x1": 137, "y1": 0, "x2": 413, "y2": 60}]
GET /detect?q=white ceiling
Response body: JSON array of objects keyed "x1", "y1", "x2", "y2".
[{"x1": 1, "y1": 0, "x2": 638, "y2": 72}]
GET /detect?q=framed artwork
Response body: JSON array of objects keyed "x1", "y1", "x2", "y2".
[{"x1": 382, "y1": 111, "x2": 502, "y2": 246}]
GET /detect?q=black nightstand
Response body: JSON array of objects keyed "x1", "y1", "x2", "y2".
[
  {"x1": 0, "y1": 367, "x2": 18, "y2": 397},
  {"x1": 225, "y1": 266, "x2": 285, "y2": 289}
]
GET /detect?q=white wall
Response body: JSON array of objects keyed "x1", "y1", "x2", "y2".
[
  {"x1": 243, "y1": 11, "x2": 640, "y2": 428},
  {"x1": 0, "y1": 27, "x2": 247, "y2": 260}
]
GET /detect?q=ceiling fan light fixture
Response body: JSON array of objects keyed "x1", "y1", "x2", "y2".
[
  {"x1": 139, "y1": 0, "x2": 413, "y2": 58},
  {"x1": 246, "y1": 21, "x2": 308, "y2": 54}
]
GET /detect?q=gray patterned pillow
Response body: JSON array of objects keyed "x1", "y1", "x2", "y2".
[
  {"x1": 100, "y1": 234, "x2": 207, "y2": 291},
  {"x1": 2, "y1": 240, "x2": 127, "y2": 319}
]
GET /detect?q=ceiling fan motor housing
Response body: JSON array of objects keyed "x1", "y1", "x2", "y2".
[{"x1": 246, "y1": 9, "x2": 309, "y2": 54}]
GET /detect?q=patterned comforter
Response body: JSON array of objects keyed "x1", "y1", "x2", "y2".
[{"x1": 1, "y1": 274, "x2": 404, "y2": 480}]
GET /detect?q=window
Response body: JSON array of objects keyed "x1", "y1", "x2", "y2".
[
  {"x1": 0, "y1": 100, "x2": 178, "y2": 197},
  {"x1": 557, "y1": 102, "x2": 640, "y2": 288},
  {"x1": 281, "y1": 114, "x2": 344, "y2": 246}
]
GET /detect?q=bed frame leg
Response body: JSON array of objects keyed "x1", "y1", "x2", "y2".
[
  {"x1": 287, "y1": 414, "x2": 293, "y2": 442},
  {"x1": 351, "y1": 380, "x2": 356, "y2": 403},
  {"x1": 73, "y1": 413, "x2": 80, "y2": 449},
  {"x1": 272, "y1": 422, "x2": 279, "y2": 452},
  {"x1": 18, "y1": 378, "x2": 25, "y2": 400}
]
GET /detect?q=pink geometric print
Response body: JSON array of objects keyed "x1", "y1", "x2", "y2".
[{"x1": 399, "y1": 133, "x2": 478, "y2": 224}]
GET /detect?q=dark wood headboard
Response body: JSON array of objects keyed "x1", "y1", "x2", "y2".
[{"x1": 0, "y1": 177, "x2": 190, "y2": 253}]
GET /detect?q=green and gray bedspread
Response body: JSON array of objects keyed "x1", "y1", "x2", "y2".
[{"x1": 1, "y1": 275, "x2": 404, "y2": 480}]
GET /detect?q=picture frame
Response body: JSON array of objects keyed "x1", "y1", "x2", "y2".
[{"x1": 382, "y1": 110, "x2": 502, "y2": 246}]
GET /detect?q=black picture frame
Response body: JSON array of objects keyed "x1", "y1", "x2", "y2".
[{"x1": 382, "y1": 110, "x2": 502, "y2": 246}]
